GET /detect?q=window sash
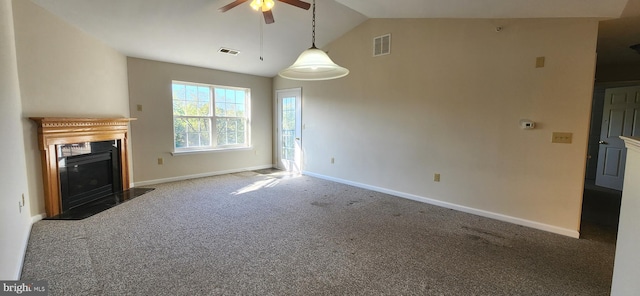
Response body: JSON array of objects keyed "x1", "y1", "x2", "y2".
[
  {"x1": 216, "y1": 117, "x2": 247, "y2": 147},
  {"x1": 173, "y1": 116, "x2": 212, "y2": 150},
  {"x1": 172, "y1": 81, "x2": 250, "y2": 151}
]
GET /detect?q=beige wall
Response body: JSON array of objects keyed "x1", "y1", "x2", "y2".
[
  {"x1": 12, "y1": 0, "x2": 130, "y2": 216},
  {"x1": 126, "y1": 58, "x2": 273, "y2": 184},
  {"x1": 275, "y1": 18, "x2": 599, "y2": 236},
  {"x1": 0, "y1": 0, "x2": 32, "y2": 280},
  {"x1": 611, "y1": 137, "x2": 640, "y2": 295}
]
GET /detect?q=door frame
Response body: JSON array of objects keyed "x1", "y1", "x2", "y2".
[
  {"x1": 275, "y1": 88, "x2": 302, "y2": 172},
  {"x1": 586, "y1": 81, "x2": 640, "y2": 181},
  {"x1": 594, "y1": 85, "x2": 640, "y2": 190},
  {"x1": 587, "y1": 82, "x2": 640, "y2": 190}
]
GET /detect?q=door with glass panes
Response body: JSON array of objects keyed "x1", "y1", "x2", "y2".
[{"x1": 276, "y1": 88, "x2": 302, "y2": 172}]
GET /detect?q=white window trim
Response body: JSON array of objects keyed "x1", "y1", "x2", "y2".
[
  {"x1": 172, "y1": 80, "x2": 251, "y2": 153},
  {"x1": 170, "y1": 146, "x2": 254, "y2": 156}
]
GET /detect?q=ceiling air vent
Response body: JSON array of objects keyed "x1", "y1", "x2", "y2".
[
  {"x1": 373, "y1": 34, "x2": 391, "y2": 57},
  {"x1": 218, "y1": 47, "x2": 240, "y2": 56}
]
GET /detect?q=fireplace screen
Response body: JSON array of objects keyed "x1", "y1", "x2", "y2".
[{"x1": 58, "y1": 140, "x2": 122, "y2": 211}]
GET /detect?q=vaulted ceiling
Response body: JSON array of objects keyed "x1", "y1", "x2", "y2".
[{"x1": 28, "y1": 0, "x2": 640, "y2": 77}]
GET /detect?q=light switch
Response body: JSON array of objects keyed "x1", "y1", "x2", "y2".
[
  {"x1": 137, "y1": 104, "x2": 143, "y2": 112},
  {"x1": 552, "y1": 132, "x2": 572, "y2": 144},
  {"x1": 536, "y1": 57, "x2": 545, "y2": 68}
]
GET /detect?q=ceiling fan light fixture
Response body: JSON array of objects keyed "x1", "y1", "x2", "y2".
[
  {"x1": 220, "y1": 0, "x2": 309, "y2": 24},
  {"x1": 278, "y1": 0, "x2": 349, "y2": 81},
  {"x1": 250, "y1": 0, "x2": 261, "y2": 10},
  {"x1": 250, "y1": 0, "x2": 274, "y2": 11},
  {"x1": 264, "y1": 0, "x2": 275, "y2": 11}
]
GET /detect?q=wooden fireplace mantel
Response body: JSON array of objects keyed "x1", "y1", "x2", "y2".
[{"x1": 30, "y1": 117, "x2": 136, "y2": 217}]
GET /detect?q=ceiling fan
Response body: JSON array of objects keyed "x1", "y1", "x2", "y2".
[{"x1": 219, "y1": 0, "x2": 311, "y2": 24}]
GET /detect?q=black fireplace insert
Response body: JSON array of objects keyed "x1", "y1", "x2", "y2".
[{"x1": 58, "y1": 140, "x2": 122, "y2": 212}]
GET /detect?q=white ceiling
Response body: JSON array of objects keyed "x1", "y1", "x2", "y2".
[
  {"x1": 29, "y1": 0, "x2": 367, "y2": 77},
  {"x1": 28, "y1": 0, "x2": 640, "y2": 77},
  {"x1": 336, "y1": 0, "x2": 628, "y2": 18}
]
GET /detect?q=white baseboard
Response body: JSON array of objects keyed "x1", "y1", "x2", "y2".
[
  {"x1": 31, "y1": 213, "x2": 45, "y2": 223},
  {"x1": 14, "y1": 214, "x2": 44, "y2": 280},
  {"x1": 303, "y1": 171, "x2": 580, "y2": 238},
  {"x1": 15, "y1": 224, "x2": 32, "y2": 280},
  {"x1": 133, "y1": 164, "x2": 275, "y2": 187}
]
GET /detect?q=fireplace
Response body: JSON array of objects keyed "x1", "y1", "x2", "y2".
[
  {"x1": 30, "y1": 117, "x2": 135, "y2": 217},
  {"x1": 58, "y1": 140, "x2": 122, "y2": 212}
]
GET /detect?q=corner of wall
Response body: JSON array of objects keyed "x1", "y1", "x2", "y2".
[{"x1": 0, "y1": 0, "x2": 36, "y2": 280}]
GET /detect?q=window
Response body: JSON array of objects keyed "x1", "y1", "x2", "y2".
[{"x1": 172, "y1": 81, "x2": 250, "y2": 152}]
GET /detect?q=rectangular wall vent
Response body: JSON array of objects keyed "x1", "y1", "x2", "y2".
[
  {"x1": 373, "y1": 34, "x2": 391, "y2": 57},
  {"x1": 218, "y1": 47, "x2": 240, "y2": 56}
]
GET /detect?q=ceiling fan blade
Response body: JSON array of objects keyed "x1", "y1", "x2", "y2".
[
  {"x1": 219, "y1": 0, "x2": 249, "y2": 12},
  {"x1": 263, "y1": 9, "x2": 275, "y2": 24},
  {"x1": 278, "y1": 0, "x2": 311, "y2": 10}
]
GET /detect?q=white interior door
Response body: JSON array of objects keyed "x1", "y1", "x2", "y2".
[
  {"x1": 276, "y1": 88, "x2": 302, "y2": 172},
  {"x1": 595, "y1": 86, "x2": 640, "y2": 190}
]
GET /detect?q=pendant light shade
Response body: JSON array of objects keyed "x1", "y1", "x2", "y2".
[
  {"x1": 278, "y1": 0, "x2": 349, "y2": 81},
  {"x1": 278, "y1": 47, "x2": 349, "y2": 81}
]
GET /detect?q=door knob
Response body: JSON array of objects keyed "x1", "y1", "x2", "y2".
[{"x1": 598, "y1": 140, "x2": 608, "y2": 144}]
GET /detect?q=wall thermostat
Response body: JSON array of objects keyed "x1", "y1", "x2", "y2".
[{"x1": 519, "y1": 119, "x2": 535, "y2": 129}]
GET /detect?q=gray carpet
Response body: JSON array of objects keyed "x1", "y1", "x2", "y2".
[{"x1": 21, "y1": 170, "x2": 615, "y2": 295}]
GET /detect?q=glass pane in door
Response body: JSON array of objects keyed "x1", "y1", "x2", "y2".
[{"x1": 281, "y1": 97, "x2": 296, "y2": 161}]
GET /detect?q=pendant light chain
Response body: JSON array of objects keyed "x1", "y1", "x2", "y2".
[{"x1": 311, "y1": 0, "x2": 316, "y2": 48}]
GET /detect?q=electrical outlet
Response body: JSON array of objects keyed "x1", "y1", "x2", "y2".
[
  {"x1": 137, "y1": 104, "x2": 143, "y2": 112},
  {"x1": 536, "y1": 56, "x2": 545, "y2": 68},
  {"x1": 434, "y1": 173, "x2": 441, "y2": 182},
  {"x1": 157, "y1": 158, "x2": 164, "y2": 165}
]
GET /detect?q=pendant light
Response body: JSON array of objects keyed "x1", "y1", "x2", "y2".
[{"x1": 278, "y1": 0, "x2": 349, "y2": 81}]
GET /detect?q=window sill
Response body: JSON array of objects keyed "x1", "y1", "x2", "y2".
[{"x1": 171, "y1": 146, "x2": 253, "y2": 156}]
